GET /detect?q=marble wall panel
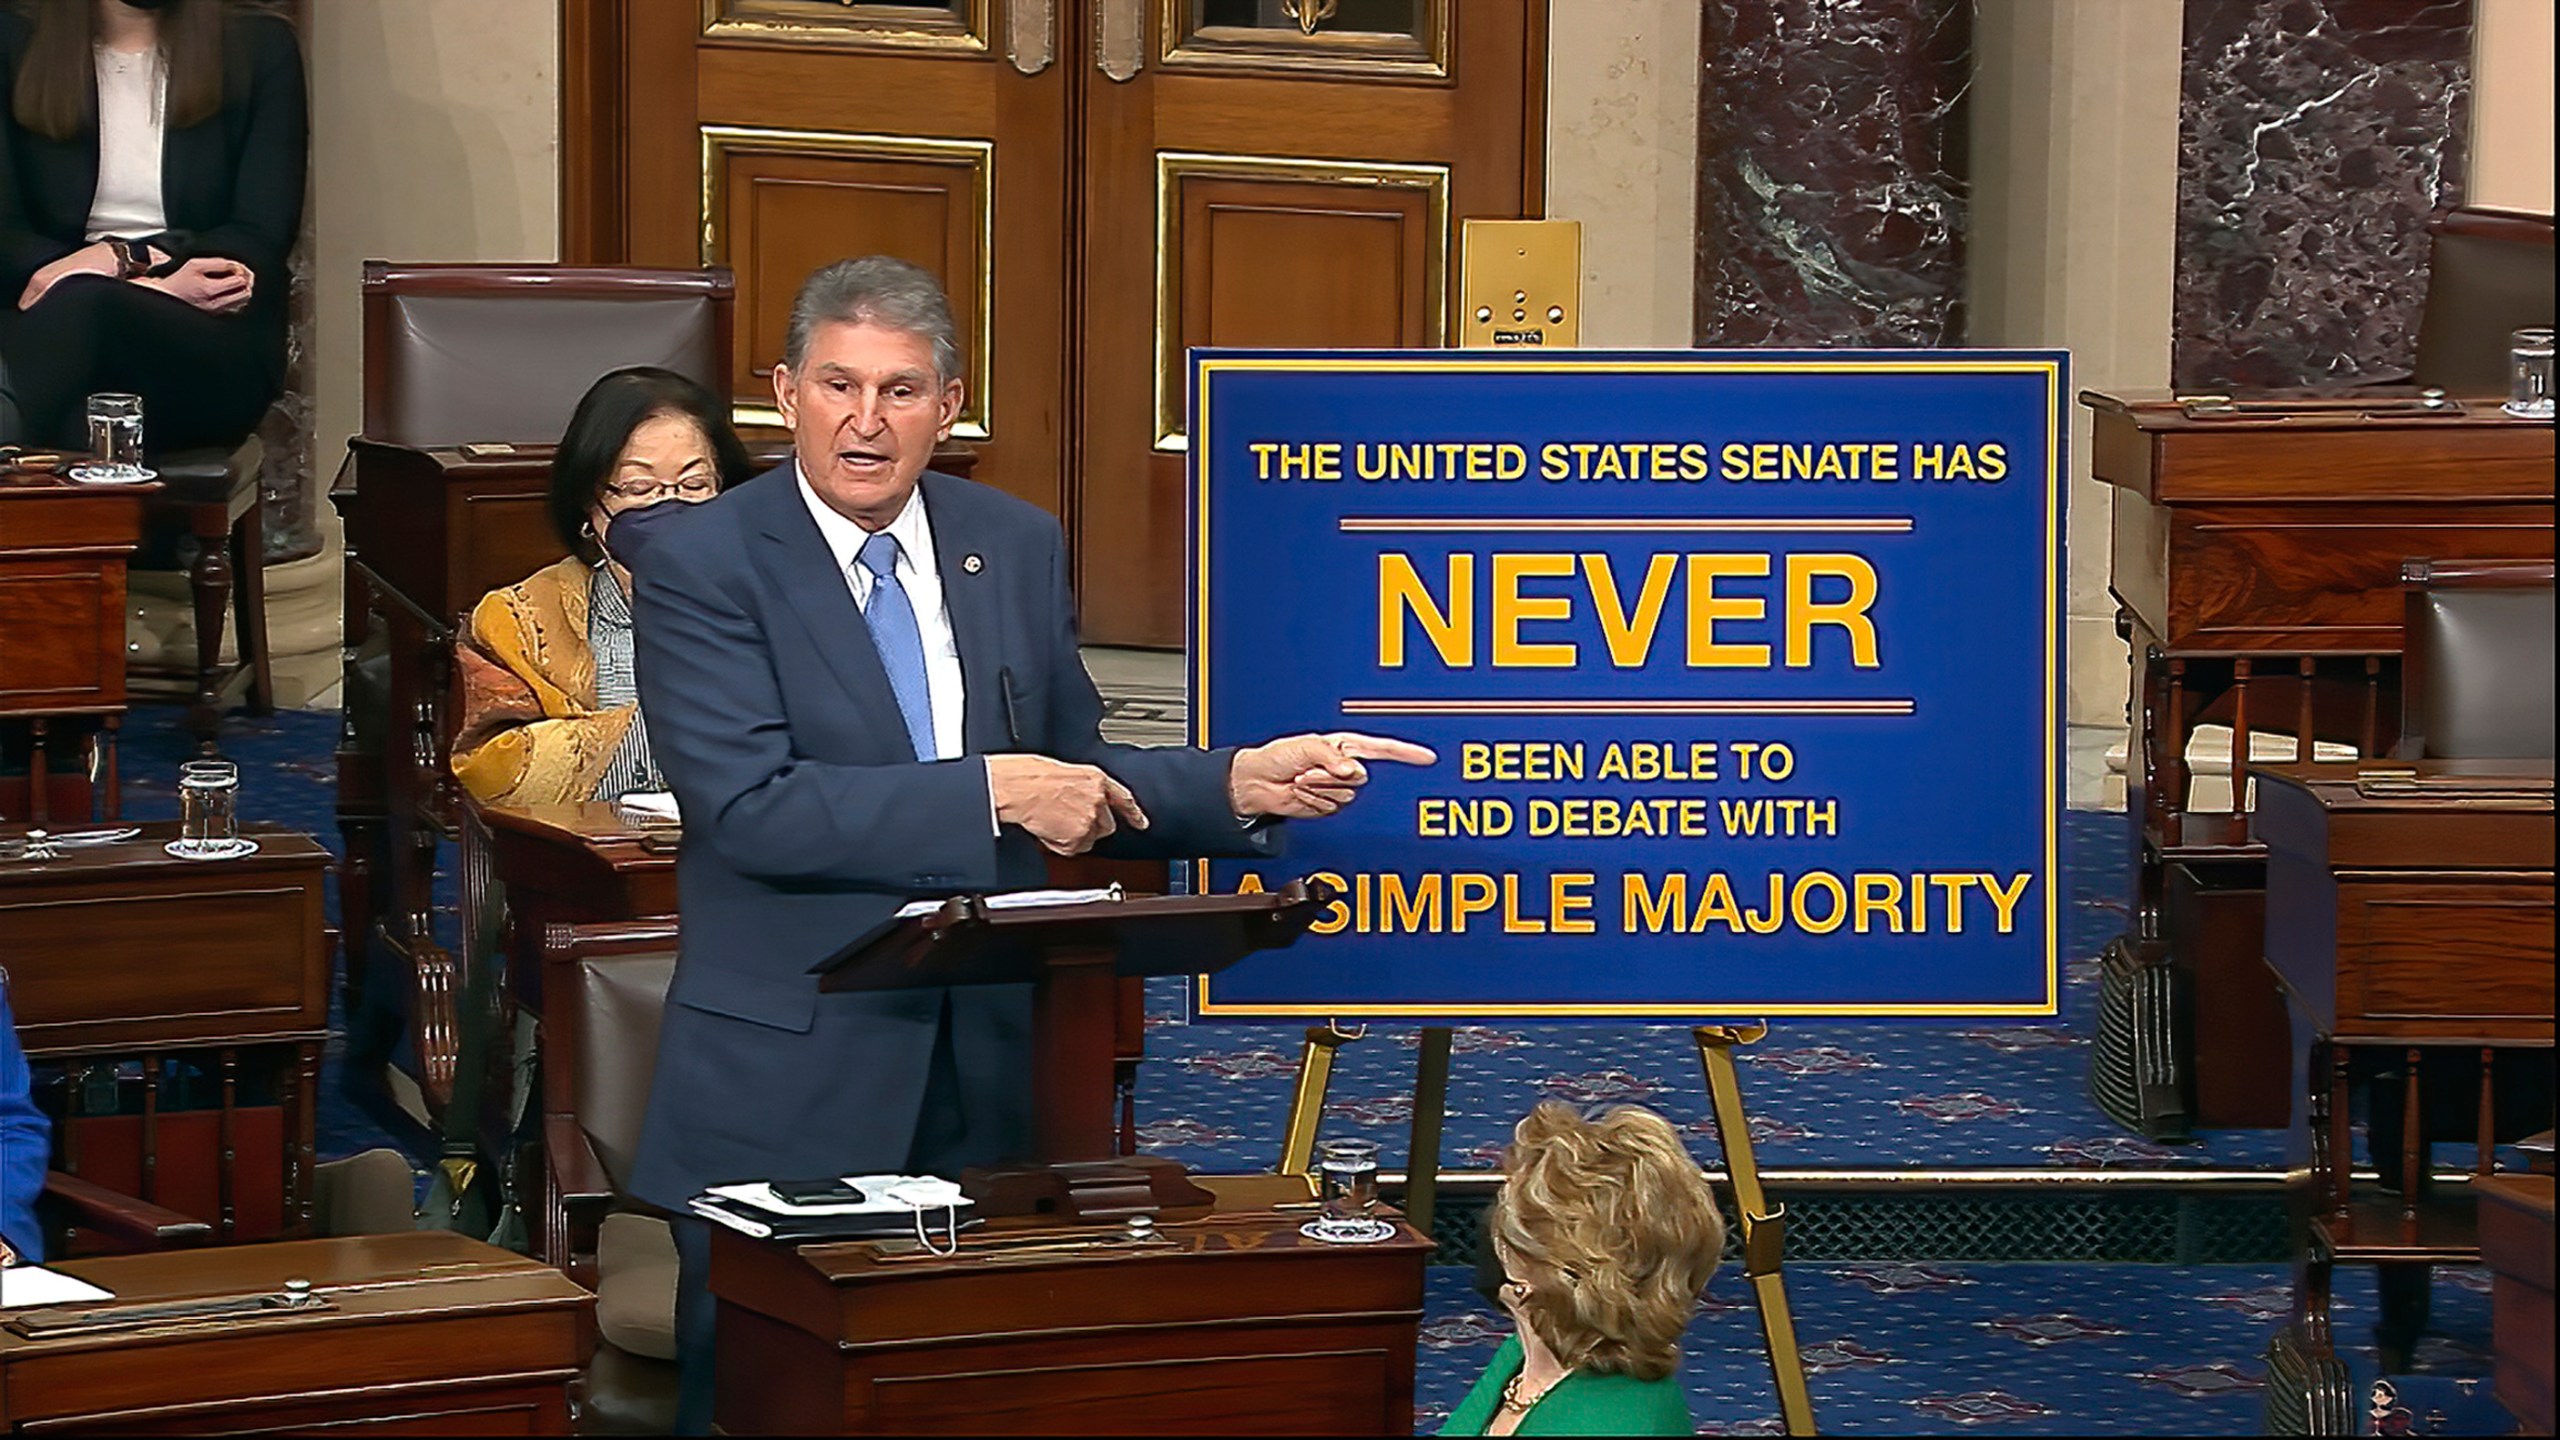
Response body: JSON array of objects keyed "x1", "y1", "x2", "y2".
[
  {"x1": 1693, "y1": 0, "x2": 1972, "y2": 347},
  {"x1": 2172, "y1": 0, "x2": 2471, "y2": 389}
]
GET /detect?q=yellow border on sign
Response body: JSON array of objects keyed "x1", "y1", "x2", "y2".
[{"x1": 1190, "y1": 354, "x2": 2064, "y2": 1020}]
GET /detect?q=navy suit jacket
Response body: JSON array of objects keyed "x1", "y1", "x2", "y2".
[
  {"x1": 1, "y1": 977, "x2": 50, "y2": 1262},
  {"x1": 620, "y1": 465, "x2": 1279, "y2": 1205}
]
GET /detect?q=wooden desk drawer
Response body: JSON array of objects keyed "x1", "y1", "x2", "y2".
[
  {"x1": 2150, "y1": 502, "x2": 2555, "y2": 652},
  {"x1": 2337, "y1": 880, "x2": 2556, "y2": 1035},
  {"x1": 0, "y1": 869, "x2": 328, "y2": 1051},
  {"x1": 0, "y1": 559, "x2": 125, "y2": 711}
]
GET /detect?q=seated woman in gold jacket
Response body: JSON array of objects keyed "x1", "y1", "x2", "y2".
[{"x1": 450, "y1": 367, "x2": 753, "y2": 805}]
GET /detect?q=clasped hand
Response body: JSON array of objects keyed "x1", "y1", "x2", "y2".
[
  {"x1": 16, "y1": 242, "x2": 252, "y2": 314},
  {"x1": 987, "y1": 753, "x2": 1148, "y2": 856}
]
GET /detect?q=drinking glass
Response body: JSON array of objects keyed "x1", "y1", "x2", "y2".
[
  {"x1": 81, "y1": 393, "x2": 148, "y2": 482},
  {"x1": 178, "y1": 760, "x2": 239, "y2": 855},
  {"x1": 2508, "y1": 327, "x2": 2555, "y2": 420},
  {"x1": 1316, "y1": 1137, "x2": 1381, "y2": 1232}
]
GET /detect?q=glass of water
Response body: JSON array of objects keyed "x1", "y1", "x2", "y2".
[
  {"x1": 177, "y1": 760, "x2": 239, "y2": 856},
  {"x1": 78, "y1": 393, "x2": 149, "y2": 482},
  {"x1": 1315, "y1": 1137, "x2": 1382, "y2": 1235},
  {"x1": 2508, "y1": 328, "x2": 2555, "y2": 420}
]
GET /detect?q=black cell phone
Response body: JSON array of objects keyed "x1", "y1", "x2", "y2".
[{"x1": 769, "y1": 1178, "x2": 866, "y2": 1206}]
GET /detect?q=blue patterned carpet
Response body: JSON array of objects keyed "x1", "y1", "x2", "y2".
[{"x1": 96, "y1": 705, "x2": 2516, "y2": 1435}]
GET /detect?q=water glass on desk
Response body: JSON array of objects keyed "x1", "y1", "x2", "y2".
[
  {"x1": 1306, "y1": 1137, "x2": 1391, "y2": 1243},
  {"x1": 77, "y1": 393, "x2": 149, "y2": 483},
  {"x1": 175, "y1": 760, "x2": 239, "y2": 856},
  {"x1": 2508, "y1": 328, "x2": 2555, "y2": 420}
]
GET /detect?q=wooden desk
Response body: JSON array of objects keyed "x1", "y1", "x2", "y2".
[
  {"x1": 2479, "y1": 1174, "x2": 2555, "y2": 1437},
  {"x1": 482, "y1": 801, "x2": 678, "y2": 991},
  {"x1": 2083, "y1": 389, "x2": 2555, "y2": 1137},
  {"x1": 0, "y1": 823, "x2": 331, "y2": 1243},
  {"x1": 2254, "y1": 760, "x2": 2555, "y2": 1435},
  {"x1": 712, "y1": 1193, "x2": 1430, "y2": 1436},
  {"x1": 0, "y1": 1231, "x2": 590, "y2": 1433},
  {"x1": 0, "y1": 469, "x2": 151, "y2": 823}
]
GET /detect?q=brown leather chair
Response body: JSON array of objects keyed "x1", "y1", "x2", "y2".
[
  {"x1": 536, "y1": 920, "x2": 678, "y2": 1285},
  {"x1": 359, "y1": 263, "x2": 735, "y2": 447},
  {"x1": 2413, "y1": 208, "x2": 2556, "y2": 396},
  {"x1": 533, "y1": 918, "x2": 681, "y2": 1431},
  {"x1": 333, "y1": 265, "x2": 733, "y2": 1107},
  {"x1": 2397, "y1": 559, "x2": 2558, "y2": 760},
  {"x1": 39, "y1": 1168, "x2": 213, "y2": 1255}
]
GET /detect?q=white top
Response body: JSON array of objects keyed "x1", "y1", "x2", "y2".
[
  {"x1": 84, "y1": 45, "x2": 168, "y2": 241},
  {"x1": 794, "y1": 466, "x2": 968, "y2": 762}
]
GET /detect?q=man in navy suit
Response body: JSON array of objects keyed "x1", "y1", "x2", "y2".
[{"x1": 624, "y1": 256, "x2": 1428, "y2": 1429}]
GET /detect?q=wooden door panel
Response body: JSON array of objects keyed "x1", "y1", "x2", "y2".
[
  {"x1": 704, "y1": 130, "x2": 994, "y2": 436},
  {"x1": 1158, "y1": 162, "x2": 1445, "y2": 445},
  {"x1": 563, "y1": 0, "x2": 1540, "y2": 630},
  {"x1": 590, "y1": 0, "x2": 1069, "y2": 515},
  {"x1": 1078, "y1": 0, "x2": 1538, "y2": 646}
]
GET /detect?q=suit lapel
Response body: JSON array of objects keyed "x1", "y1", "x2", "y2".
[
  {"x1": 922, "y1": 474, "x2": 1009, "y2": 753},
  {"x1": 751, "y1": 476, "x2": 912, "y2": 750}
]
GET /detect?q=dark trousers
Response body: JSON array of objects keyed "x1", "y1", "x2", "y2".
[
  {"x1": 670, "y1": 995, "x2": 982, "y2": 1435},
  {"x1": 0, "y1": 274, "x2": 278, "y2": 450}
]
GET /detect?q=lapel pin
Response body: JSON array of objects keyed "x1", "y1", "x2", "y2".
[{"x1": 963, "y1": 554, "x2": 983, "y2": 574}]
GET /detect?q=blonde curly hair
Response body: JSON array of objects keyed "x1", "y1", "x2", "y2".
[{"x1": 1489, "y1": 1101, "x2": 1725, "y2": 1381}]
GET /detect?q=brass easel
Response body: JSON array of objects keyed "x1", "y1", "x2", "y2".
[
  {"x1": 1695, "y1": 1022, "x2": 1817, "y2": 1435},
  {"x1": 1270, "y1": 218, "x2": 1813, "y2": 1431}
]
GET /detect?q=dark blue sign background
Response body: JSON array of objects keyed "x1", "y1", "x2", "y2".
[{"x1": 1189, "y1": 350, "x2": 2066, "y2": 1021}]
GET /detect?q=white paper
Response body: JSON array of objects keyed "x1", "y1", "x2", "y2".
[
  {"x1": 893, "y1": 886, "x2": 1120, "y2": 920},
  {"x1": 687, "y1": 1200, "x2": 775, "y2": 1239},
  {"x1": 614, "y1": 791, "x2": 681, "y2": 823},
  {"x1": 705, "y1": 1174, "x2": 966, "y2": 1218},
  {"x1": 0, "y1": 1265, "x2": 114, "y2": 1309}
]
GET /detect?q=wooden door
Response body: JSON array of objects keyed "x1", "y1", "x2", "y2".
[
  {"x1": 561, "y1": 0, "x2": 1546, "y2": 640},
  {"x1": 1076, "y1": 0, "x2": 1544, "y2": 644},
  {"x1": 568, "y1": 0, "x2": 1074, "y2": 516}
]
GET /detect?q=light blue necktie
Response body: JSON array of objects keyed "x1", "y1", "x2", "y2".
[{"x1": 856, "y1": 532, "x2": 936, "y2": 760}]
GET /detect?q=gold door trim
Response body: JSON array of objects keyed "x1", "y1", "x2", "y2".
[
  {"x1": 1158, "y1": 0, "x2": 1449, "y2": 80},
  {"x1": 701, "y1": 0, "x2": 992, "y2": 55},
  {"x1": 701, "y1": 125, "x2": 997, "y2": 440},
  {"x1": 1153, "y1": 150, "x2": 1451, "y2": 449}
]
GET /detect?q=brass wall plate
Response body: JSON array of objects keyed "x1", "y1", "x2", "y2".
[{"x1": 1459, "y1": 219, "x2": 1582, "y2": 348}]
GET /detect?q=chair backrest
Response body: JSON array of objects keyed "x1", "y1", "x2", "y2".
[
  {"x1": 2399, "y1": 559, "x2": 2558, "y2": 760},
  {"x1": 361, "y1": 263, "x2": 735, "y2": 448},
  {"x1": 543, "y1": 920, "x2": 680, "y2": 1192},
  {"x1": 2413, "y1": 208, "x2": 2556, "y2": 395}
]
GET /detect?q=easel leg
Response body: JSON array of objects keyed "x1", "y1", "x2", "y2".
[
  {"x1": 1277, "y1": 1022, "x2": 1361, "y2": 1182},
  {"x1": 1695, "y1": 1024, "x2": 1817, "y2": 1437},
  {"x1": 1405, "y1": 1026, "x2": 1453, "y2": 1237}
]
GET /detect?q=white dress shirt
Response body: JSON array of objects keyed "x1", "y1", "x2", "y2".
[
  {"x1": 85, "y1": 46, "x2": 168, "y2": 241},
  {"x1": 796, "y1": 464, "x2": 968, "y2": 761}
]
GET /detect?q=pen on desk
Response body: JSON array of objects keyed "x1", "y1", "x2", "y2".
[{"x1": 999, "y1": 666, "x2": 1023, "y2": 748}]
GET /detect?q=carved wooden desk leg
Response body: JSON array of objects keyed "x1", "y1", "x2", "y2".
[
  {"x1": 187, "y1": 509, "x2": 233, "y2": 751},
  {"x1": 2267, "y1": 1035, "x2": 2353, "y2": 1436}
]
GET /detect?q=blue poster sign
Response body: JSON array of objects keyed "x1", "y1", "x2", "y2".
[{"x1": 1189, "y1": 350, "x2": 2066, "y2": 1020}]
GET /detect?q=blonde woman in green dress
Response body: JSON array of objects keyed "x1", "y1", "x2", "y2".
[{"x1": 1441, "y1": 1103, "x2": 1726, "y2": 1436}]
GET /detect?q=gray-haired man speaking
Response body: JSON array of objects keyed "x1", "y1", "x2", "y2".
[{"x1": 613, "y1": 256, "x2": 1429, "y2": 1429}]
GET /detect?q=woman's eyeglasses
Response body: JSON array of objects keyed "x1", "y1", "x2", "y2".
[{"x1": 604, "y1": 475, "x2": 718, "y2": 503}]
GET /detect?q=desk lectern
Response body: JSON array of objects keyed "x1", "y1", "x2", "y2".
[
  {"x1": 815, "y1": 882, "x2": 1332, "y2": 1212},
  {"x1": 727, "y1": 880, "x2": 1434, "y2": 1438}
]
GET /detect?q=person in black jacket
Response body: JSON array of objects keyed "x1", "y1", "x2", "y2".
[{"x1": 0, "y1": 0, "x2": 305, "y2": 452}]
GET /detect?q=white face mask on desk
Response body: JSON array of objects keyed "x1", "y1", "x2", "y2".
[{"x1": 867, "y1": 1176, "x2": 969, "y2": 1255}]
